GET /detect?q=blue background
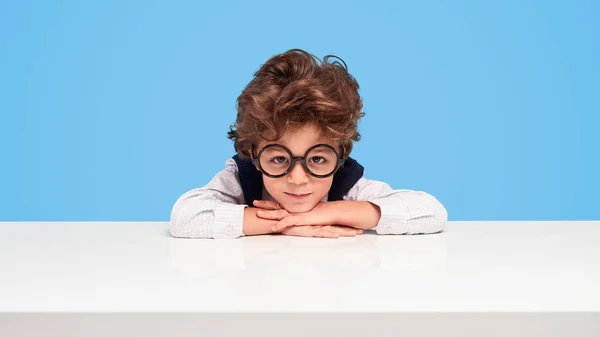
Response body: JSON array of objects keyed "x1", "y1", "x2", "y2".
[{"x1": 1, "y1": 0, "x2": 598, "y2": 221}]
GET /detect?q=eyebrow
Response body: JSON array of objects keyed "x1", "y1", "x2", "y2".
[
  {"x1": 259, "y1": 143, "x2": 336, "y2": 156},
  {"x1": 308, "y1": 148, "x2": 331, "y2": 154}
]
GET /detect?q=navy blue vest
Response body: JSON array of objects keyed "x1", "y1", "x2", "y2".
[{"x1": 232, "y1": 155, "x2": 364, "y2": 207}]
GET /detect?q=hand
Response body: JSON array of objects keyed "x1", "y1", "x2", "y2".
[
  {"x1": 255, "y1": 200, "x2": 338, "y2": 232},
  {"x1": 253, "y1": 200, "x2": 363, "y2": 238},
  {"x1": 254, "y1": 200, "x2": 335, "y2": 231},
  {"x1": 280, "y1": 224, "x2": 364, "y2": 238},
  {"x1": 253, "y1": 200, "x2": 289, "y2": 221}
]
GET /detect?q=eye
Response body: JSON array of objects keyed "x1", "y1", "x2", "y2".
[
  {"x1": 309, "y1": 156, "x2": 326, "y2": 164},
  {"x1": 271, "y1": 156, "x2": 288, "y2": 164}
]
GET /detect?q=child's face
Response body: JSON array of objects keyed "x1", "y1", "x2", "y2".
[{"x1": 255, "y1": 123, "x2": 339, "y2": 213}]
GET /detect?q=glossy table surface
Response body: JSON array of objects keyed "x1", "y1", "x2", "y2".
[{"x1": 1, "y1": 221, "x2": 599, "y2": 313}]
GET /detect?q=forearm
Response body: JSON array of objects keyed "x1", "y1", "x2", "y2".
[
  {"x1": 243, "y1": 207, "x2": 279, "y2": 236},
  {"x1": 330, "y1": 200, "x2": 381, "y2": 229}
]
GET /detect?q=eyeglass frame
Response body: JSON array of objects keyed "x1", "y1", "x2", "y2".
[{"x1": 250, "y1": 143, "x2": 346, "y2": 178}]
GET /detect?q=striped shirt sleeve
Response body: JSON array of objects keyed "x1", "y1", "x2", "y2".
[{"x1": 344, "y1": 178, "x2": 447, "y2": 234}]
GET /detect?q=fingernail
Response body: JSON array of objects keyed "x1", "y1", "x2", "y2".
[{"x1": 257, "y1": 210, "x2": 263, "y2": 215}]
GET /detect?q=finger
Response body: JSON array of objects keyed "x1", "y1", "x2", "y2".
[
  {"x1": 281, "y1": 226, "x2": 318, "y2": 238},
  {"x1": 279, "y1": 226, "x2": 305, "y2": 237},
  {"x1": 326, "y1": 225, "x2": 357, "y2": 237},
  {"x1": 337, "y1": 226, "x2": 364, "y2": 235},
  {"x1": 256, "y1": 209, "x2": 288, "y2": 220},
  {"x1": 315, "y1": 227, "x2": 340, "y2": 238},
  {"x1": 331, "y1": 225, "x2": 364, "y2": 236},
  {"x1": 253, "y1": 200, "x2": 281, "y2": 210},
  {"x1": 271, "y1": 216, "x2": 297, "y2": 232},
  {"x1": 281, "y1": 226, "x2": 339, "y2": 238}
]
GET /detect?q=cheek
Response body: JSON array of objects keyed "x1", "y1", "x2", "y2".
[
  {"x1": 262, "y1": 177, "x2": 281, "y2": 194},
  {"x1": 311, "y1": 178, "x2": 334, "y2": 198}
]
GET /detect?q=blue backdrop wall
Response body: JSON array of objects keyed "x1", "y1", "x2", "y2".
[{"x1": 1, "y1": 0, "x2": 598, "y2": 221}]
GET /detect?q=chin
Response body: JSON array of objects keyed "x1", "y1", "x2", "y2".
[{"x1": 281, "y1": 201, "x2": 318, "y2": 214}]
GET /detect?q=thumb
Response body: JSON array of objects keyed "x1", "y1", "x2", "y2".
[{"x1": 253, "y1": 200, "x2": 281, "y2": 210}]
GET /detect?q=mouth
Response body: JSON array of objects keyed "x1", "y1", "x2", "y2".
[{"x1": 285, "y1": 192, "x2": 311, "y2": 199}]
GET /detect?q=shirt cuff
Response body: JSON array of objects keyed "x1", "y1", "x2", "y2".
[
  {"x1": 368, "y1": 197, "x2": 435, "y2": 235},
  {"x1": 212, "y1": 203, "x2": 247, "y2": 239}
]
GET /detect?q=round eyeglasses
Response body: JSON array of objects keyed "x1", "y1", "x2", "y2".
[{"x1": 251, "y1": 144, "x2": 345, "y2": 178}]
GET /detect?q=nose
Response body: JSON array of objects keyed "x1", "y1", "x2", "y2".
[{"x1": 287, "y1": 161, "x2": 309, "y2": 185}]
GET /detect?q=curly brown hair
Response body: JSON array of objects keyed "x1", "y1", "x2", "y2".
[{"x1": 227, "y1": 48, "x2": 365, "y2": 159}]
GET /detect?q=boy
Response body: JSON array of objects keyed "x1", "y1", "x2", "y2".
[{"x1": 170, "y1": 49, "x2": 447, "y2": 239}]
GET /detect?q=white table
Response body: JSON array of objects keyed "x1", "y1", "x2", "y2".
[{"x1": 1, "y1": 221, "x2": 599, "y2": 336}]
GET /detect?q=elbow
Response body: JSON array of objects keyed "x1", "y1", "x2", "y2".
[
  {"x1": 169, "y1": 203, "x2": 190, "y2": 238},
  {"x1": 413, "y1": 192, "x2": 448, "y2": 234},
  {"x1": 169, "y1": 197, "x2": 210, "y2": 239},
  {"x1": 169, "y1": 207, "x2": 186, "y2": 238}
]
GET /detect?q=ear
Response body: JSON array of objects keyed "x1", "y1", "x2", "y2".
[
  {"x1": 248, "y1": 149, "x2": 260, "y2": 170},
  {"x1": 339, "y1": 142, "x2": 347, "y2": 158}
]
